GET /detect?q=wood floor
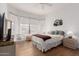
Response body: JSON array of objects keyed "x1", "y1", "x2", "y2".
[{"x1": 16, "y1": 41, "x2": 79, "y2": 56}]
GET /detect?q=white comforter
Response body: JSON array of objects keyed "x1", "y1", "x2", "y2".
[{"x1": 32, "y1": 34, "x2": 64, "y2": 52}]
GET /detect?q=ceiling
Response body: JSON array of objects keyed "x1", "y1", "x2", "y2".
[
  {"x1": 8, "y1": 3, "x2": 78, "y2": 16},
  {"x1": 8, "y1": 3, "x2": 56, "y2": 15}
]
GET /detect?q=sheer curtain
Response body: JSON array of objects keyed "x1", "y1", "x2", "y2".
[
  {"x1": 9, "y1": 13, "x2": 19, "y2": 41},
  {"x1": 9, "y1": 13, "x2": 44, "y2": 41}
]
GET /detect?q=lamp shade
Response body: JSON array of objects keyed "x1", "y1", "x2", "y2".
[{"x1": 67, "y1": 31, "x2": 74, "y2": 36}]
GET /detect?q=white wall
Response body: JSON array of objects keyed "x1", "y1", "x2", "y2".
[
  {"x1": 44, "y1": 4, "x2": 79, "y2": 36},
  {"x1": 0, "y1": 3, "x2": 7, "y2": 14}
]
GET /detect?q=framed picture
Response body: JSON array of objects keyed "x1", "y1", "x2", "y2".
[{"x1": 54, "y1": 19, "x2": 63, "y2": 26}]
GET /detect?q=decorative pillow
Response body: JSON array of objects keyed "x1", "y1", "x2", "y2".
[
  {"x1": 50, "y1": 31, "x2": 55, "y2": 35},
  {"x1": 59, "y1": 31, "x2": 65, "y2": 35}
]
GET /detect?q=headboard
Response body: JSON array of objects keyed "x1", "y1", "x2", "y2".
[{"x1": 49, "y1": 30, "x2": 65, "y2": 36}]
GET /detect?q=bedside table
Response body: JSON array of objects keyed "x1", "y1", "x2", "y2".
[{"x1": 63, "y1": 36, "x2": 77, "y2": 49}]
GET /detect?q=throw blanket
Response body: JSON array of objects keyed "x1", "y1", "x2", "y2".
[{"x1": 33, "y1": 34, "x2": 51, "y2": 41}]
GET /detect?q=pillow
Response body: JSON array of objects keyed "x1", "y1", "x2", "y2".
[
  {"x1": 59, "y1": 31, "x2": 65, "y2": 35},
  {"x1": 50, "y1": 30, "x2": 65, "y2": 35},
  {"x1": 51, "y1": 35, "x2": 64, "y2": 40},
  {"x1": 49, "y1": 31, "x2": 55, "y2": 35}
]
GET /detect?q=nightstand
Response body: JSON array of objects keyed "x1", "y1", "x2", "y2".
[{"x1": 63, "y1": 36, "x2": 77, "y2": 49}]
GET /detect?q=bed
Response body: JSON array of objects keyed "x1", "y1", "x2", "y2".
[{"x1": 32, "y1": 31, "x2": 65, "y2": 52}]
